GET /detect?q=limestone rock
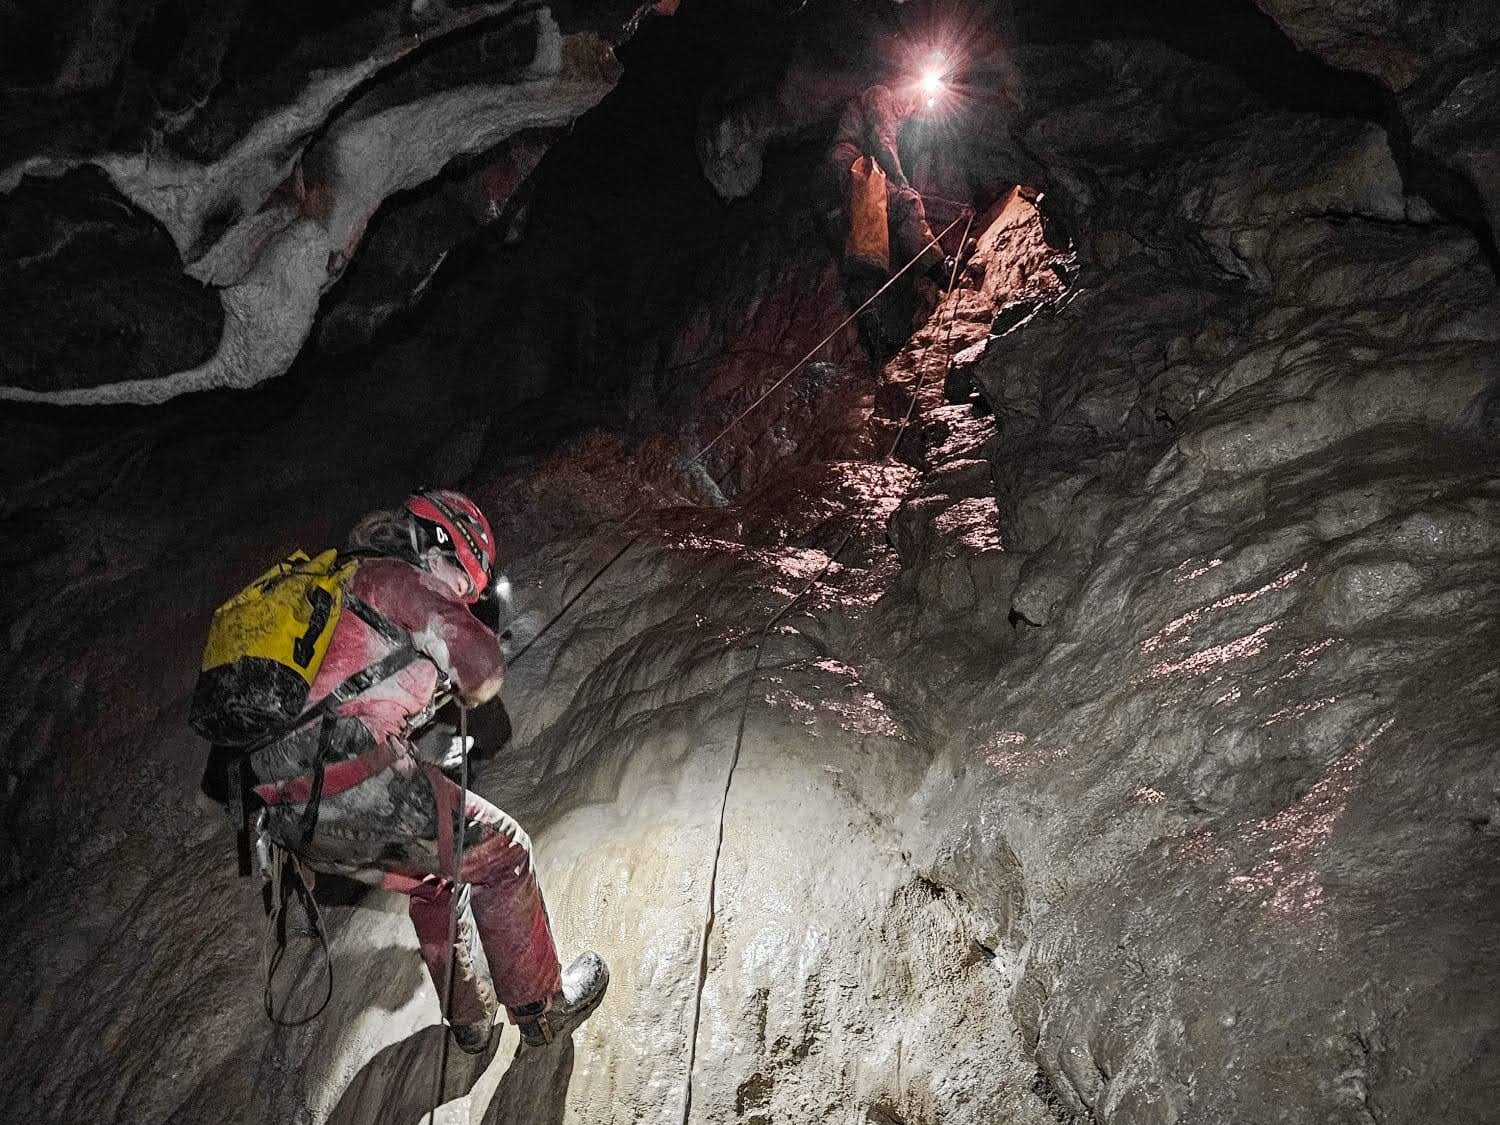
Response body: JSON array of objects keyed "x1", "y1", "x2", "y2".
[
  {"x1": 2, "y1": 10, "x2": 1499, "y2": 1125},
  {"x1": 0, "y1": 6, "x2": 620, "y2": 404},
  {"x1": 1252, "y1": 0, "x2": 1499, "y2": 92}
]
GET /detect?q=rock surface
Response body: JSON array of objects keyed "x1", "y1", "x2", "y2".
[
  {"x1": 1, "y1": 8, "x2": 1498, "y2": 1125},
  {"x1": 1249, "y1": 0, "x2": 1500, "y2": 255},
  {"x1": 0, "y1": 168, "x2": 223, "y2": 393},
  {"x1": 1251, "y1": 0, "x2": 1498, "y2": 92},
  {"x1": 0, "y1": 3, "x2": 621, "y2": 404}
]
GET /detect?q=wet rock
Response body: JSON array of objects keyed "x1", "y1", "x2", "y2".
[
  {"x1": 882, "y1": 40, "x2": 1500, "y2": 1122},
  {"x1": 694, "y1": 63, "x2": 860, "y2": 200},
  {"x1": 1247, "y1": 0, "x2": 1500, "y2": 255},
  {"x1": 1399, "y1": 50, "x2": 1500, "y2": 247},
  {"x1": 0, "y1": 7, "x2": 621, "y2": 404},
  {"x1": 1310, "y1": 558, "x2": 1426, "y2": 631},
  {"x1": 3, "y1": 10, "x2": 1500, "y2": 1125},
  {"x1": 1010, "y1": 482, "x2": 1118, "y2": 627}
]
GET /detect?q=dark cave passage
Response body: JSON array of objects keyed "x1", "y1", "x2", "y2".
[{"x1": 1015, "y1": 0, "x2": 1388, "y2": 120}]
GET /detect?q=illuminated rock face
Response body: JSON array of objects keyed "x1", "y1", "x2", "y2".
[
  {"x1": 910, "y1": 43, "x2": 1500, "y2": 1123},
  {"x1": 1, "y1": 8, "x2": 1499, "y2": 1125}
]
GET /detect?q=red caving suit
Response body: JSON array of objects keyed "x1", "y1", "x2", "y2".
[{"x1": 250, "y1": 556, "x2": 561, "y2": 1026}]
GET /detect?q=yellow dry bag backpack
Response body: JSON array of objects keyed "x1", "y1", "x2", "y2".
[
  {"x1": 192, "y1": 549, "x2": 416, "y2": 875},
  {"x1": 190, "y1": 549, "x2": 361, "y2": 746}
]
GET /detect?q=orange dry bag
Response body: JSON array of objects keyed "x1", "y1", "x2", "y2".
[{"x1": 844, "y1": 155, "x2": 890, "y2": 274}]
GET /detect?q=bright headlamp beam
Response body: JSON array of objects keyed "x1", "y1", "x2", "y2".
[{"x1": 920, "y1": 69, "x2": 944, "y2": 98}]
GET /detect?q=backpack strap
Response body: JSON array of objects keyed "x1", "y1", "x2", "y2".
[
  {"x1": 342, "y1": 592, "x2": 410, "y2": 650},
  {"x1": 293, "y1": 599, "x2": 417, "y2": 845},
  {"x1": 227, "y1": 754, "x2": 253, "y2": 877},
  {"x1": 294, "y1": 646, "x2": 417, "y2": 844},
  {"x1": 228, "y1": 586, "x2": 419, "y2": 856}
]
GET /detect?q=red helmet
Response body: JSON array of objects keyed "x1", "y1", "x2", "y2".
[{"x1": 404, "y1": 488, "x2": 495, "y2": 602}]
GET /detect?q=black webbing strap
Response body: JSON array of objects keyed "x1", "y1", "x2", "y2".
[
  {"x1": 295, "y1": 633, "x2": 417, "y2": 845},
  {"x1": 343, "y1": 592, "x2": 408, "y2": 647},
  {"x1": 225, "y1": 582, "x2": 417, "y2": 853},
  {"x1": 229, "y1": 755, "x2": 253, "y2": 877},
  {"x1": 299, "y1": 714, "x2": 337, "y2": 846}
]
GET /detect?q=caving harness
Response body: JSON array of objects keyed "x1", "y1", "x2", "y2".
[
  {"x1": 192, "y1": 548, "x2": 420, "y2": 1024},
  {"x1": 192, "y1": 549, "x2": 418, "y2": 873}
]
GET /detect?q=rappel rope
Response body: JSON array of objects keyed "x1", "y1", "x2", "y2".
[
  {"x1": 676, "y1": 211, "x2": 973, "y2": 1125},
  {"x1": 509, "y1": 210, "x2": 971, "y2": 667},
  {"x1": 426, "y1": 700, "x2": 471, "y2": 1125},
  {"x1": 254, "y1": 209, "x2": 973, "y2": 1118},
  {"x1": 420, "y1": 210, "x2": 971, "y2": 1123}
]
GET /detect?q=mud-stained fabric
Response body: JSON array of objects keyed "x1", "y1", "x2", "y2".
[
  {"x1": 266, "y1": 768, "x2": 562, "y2": 1021},
  {"x1": 264, "y1": 768, "x2": 564, "y2": 1020},
  {"x1": 394, "y1": 778, "x2": 562, "y2": 1017},
  {"x1": 832, "y1": 85, "x2": 910, "y2": 188},
  {"x1": 409, "y1": 882, "x2": 498, "y2": 1029},
  {"x1": 888, "y1": 181, "x2": 939, "y2": 266},
  {"x1": 246, "y1": 554, "x2": 561, "y2": 1015},
  {"x1": 300, "y1": 555, "x2": 505, "y2": 747}
]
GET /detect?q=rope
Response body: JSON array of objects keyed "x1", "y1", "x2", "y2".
[
  {"x1": 693, "y1": 212, "x2": 969, "y2": 462},
  {"x1": 418, "y1": 208, "x2": 975, "y2": 1121},
  {"x1": 922, "y1": 191, "x2": 984, "y2": 212},
  {"x1": 676, "y1": 211, "x2": 975, "y2": 1124},
  {"x1": 250, "y1": 206, "x2": 974, "y2": 1048},
  {"x1": 261, "y1": 845, "x2": 334, "y2": 1027},
  {"x1": 427, "y1": 702, "x2": 472, "y2": 1125},
  {"x1": 508, "y1": 210, "x2": 972, "y2": 671},
  {"x1": 508, "y1": 538, "x2": 638, "y2": 665}
]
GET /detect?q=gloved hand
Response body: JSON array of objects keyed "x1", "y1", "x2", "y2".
[{"x1": 440, "y1": 735, "x2": 474, "y2": 773}]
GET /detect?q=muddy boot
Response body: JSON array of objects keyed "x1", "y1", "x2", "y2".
[
  {"x1": 511, "y1": 952, "x2": 610, "y2": 1048},
  {"x1": 451, "y1": 1018, "x2": 496, "y2": 1056}
]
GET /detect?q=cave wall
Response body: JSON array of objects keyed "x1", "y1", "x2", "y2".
[
  {"x1": 897, "y1": 37, "x2": 1500, "y2": 1121},
  {"x1": 1252, "y1": 0, "x2": 1500, "y2": 262},
  {"x1": 1, "y1": 1, "x2": 1498, "y2": 1123},
  {"x1": 0, "y1": 0, "x2": 624, "y2": 404}
]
